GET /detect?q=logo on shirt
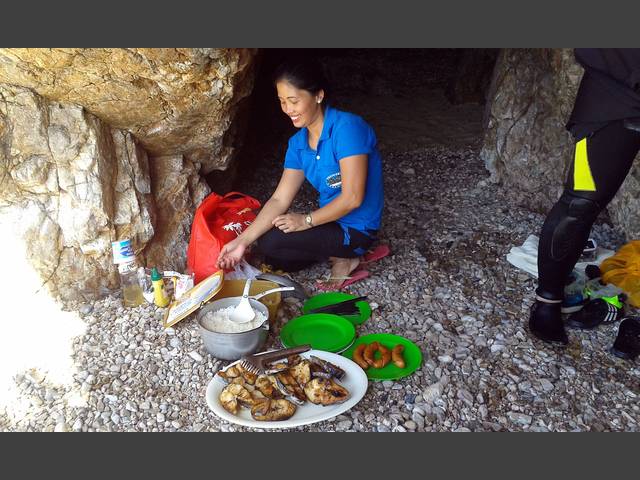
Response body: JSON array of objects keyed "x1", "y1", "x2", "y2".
[{"x1": 325, "y1": 172, "x2": 342, "y2": 189}]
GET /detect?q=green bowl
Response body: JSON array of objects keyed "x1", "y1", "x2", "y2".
[
  {"x1": 342, "y1": 333, "x2": 422, "y2": 381},
  {"x1": 280, "y1": 313, "x2": 356, "y2": 353},
  {"x1": 302, "y1": 292, "x2": 372, "y2": 326}
]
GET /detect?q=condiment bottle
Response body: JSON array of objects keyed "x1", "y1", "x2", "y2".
[{"x1": 151, "y1": 267, "x2": 170, "y2": 308}]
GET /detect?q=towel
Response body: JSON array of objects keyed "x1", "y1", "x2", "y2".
[{"x1": 506, "y1": 234, "x2": 615, "y2": 279}]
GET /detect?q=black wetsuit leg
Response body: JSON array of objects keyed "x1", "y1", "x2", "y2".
[
  {"x1": 531, "y1": 120, "x2": 640, "y2": 344},
  {"x1": 537, "y1": 120, "x2": 640, "y2": 300}
]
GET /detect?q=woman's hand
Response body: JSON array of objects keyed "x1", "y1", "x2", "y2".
[
  {"x1": 216, "y1": 237, "x2": 249, "y2": 270},
  {"x1": 273, "y1": 213, "x2": 310, "y2": 233}
]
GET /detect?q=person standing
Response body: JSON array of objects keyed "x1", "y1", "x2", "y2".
[{"x1": 529, "y1": 48, "x2": 640, "y2": 345}]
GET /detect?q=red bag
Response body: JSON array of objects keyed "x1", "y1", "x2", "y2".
[{"x1": 187, "y1": 191, "x2": 261, "y2": 284}]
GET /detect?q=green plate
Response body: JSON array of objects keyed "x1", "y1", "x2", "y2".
[
  {"x1": 341, "y1": 333, "x2": 422, "y2": 381},
  {"x1": 302, "y1": 292, "x2": 372, "y2": 326},
  {"x1": 280, "y1": 313, "x2": 356, "y2": 353}
]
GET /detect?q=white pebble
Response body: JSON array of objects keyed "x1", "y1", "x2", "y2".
[
  {"x1": 54, "y1": 423, "x2": 68, "y2": 432},
  {"x1": 188, "y1": 351, "x2": 203, "y2": 362}
]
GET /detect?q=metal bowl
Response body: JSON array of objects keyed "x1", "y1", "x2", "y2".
[{"x1": 196, "y1": 297, "x2": 269, "y2": 361}]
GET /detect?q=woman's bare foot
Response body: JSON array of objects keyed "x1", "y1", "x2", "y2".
[{"x1": 323, "y1": 257, "x2": 361, "y2": 288}]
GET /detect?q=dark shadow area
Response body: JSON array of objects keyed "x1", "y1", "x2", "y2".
[{"x1": 206, "y1": 48, "x2": 499, "y2": 194}]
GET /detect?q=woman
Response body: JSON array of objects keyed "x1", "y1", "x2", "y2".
[{"x1": 216, "y1": 58, "x2": 385, "y2": 288}]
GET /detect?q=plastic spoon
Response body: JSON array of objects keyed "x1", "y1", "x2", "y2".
[{"x1": 230, "y1": 278, "x2": 256, "y2": 323}]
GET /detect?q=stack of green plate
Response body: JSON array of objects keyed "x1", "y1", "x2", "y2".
[{"x1": 280, "y1": 313, "x2": 356, "y2": 353}]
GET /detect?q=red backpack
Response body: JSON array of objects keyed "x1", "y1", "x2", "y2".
[{"x1": 186, "y1": 191, "x2": 261, "y2": 284}]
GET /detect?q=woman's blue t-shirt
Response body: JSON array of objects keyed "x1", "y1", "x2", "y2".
[{"x1": 283, "y1": 105, "x2": 384, "y2": 245}]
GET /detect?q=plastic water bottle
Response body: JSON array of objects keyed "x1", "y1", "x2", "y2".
[{"x1": 112, "y1": 239, "x2": 145, "y2": 307}]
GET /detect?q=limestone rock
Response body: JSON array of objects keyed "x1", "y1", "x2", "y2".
[
  {"x1": 608, "y1": 160, "x2": 640, "y2": 239},
  {"x1": 480, "y1": 48, "x2": 582, "y2": 211},
  {"x1": 0, "y1": 48, "x2": 257, "y2": 172},
  {"x1": 141, "y1": 154, "x2": 210, "y2": 272},
  {"x1": 0, "y1": 83, "x2": 208, "y2": 302}
]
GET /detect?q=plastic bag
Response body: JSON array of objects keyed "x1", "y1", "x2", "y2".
[
  {"x1": 600, "y1": 240, "x2": 640, "y2": 307},
  {"x1": 186, "y1": 191, "x2": 261, "y2": 284},
  {"x1": 224, "y1": 259, "x2": 262, "y2": 280}
]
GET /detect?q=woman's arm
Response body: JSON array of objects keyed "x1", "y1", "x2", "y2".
[
  {"x1": 273, "y1": 154, "x2": 367, "y2": 232},
  {"x1": 239, "y1": 168, "x2": 306, "y2": 244},
  {"x1": 216, "y1": 168, "x2": 305, "y2": 269}
]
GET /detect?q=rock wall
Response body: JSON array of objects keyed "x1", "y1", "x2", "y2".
[
  {"x1": 0, "y1": 48, "x2": 257, "y2": 303},
  {"x1": 0, "y1": 83, "x2": 211, "y2": 302},
  {"x1": 481, "y1": 48, "x2": 640, "y2": 239},
  {"x1": 0, "y1": 48, "x2": 256, "y2": 172}
]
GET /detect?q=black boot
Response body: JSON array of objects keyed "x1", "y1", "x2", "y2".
[
  {"x1": 529, "y1": 301, "x2": 569, "y2": 345},
  {"x1": 610, "y1": 317, "x2": 640, "y2": 360}
]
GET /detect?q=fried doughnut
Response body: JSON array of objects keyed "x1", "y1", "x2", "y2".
[
  {"x1": 391, "y1": 344, "x2": 405, "y2": 368},
  {"x1": 353, "y1": 344, "x2": 369, "y2": 370},
  {"x1": 373, "y1": 344, "x2": 391, "y2": 369},
  {"x1": 363, "y1": 342, "x2": 379, "y2": 367}
]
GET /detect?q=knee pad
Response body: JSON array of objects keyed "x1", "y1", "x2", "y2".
[{"x1": 548, "y1": 192, "x2": 602, "y2": 261}]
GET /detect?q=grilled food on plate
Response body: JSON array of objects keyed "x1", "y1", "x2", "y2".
[{"x1": 217, "y1": 354, "x2": 351, "y2": 421}]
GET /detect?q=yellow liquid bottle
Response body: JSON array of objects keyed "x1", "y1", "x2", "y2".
[
  {"x1": 119, "y1": 261, "x2": 146, "y2": 307},
  {"x1": 113, "y1": 239, "x2": 145, "y2": 307},
  {"x1": 123, "y1": 282, "x2": 146, "y2": 307}
]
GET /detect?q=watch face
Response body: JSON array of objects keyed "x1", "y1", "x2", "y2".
[{"x1": 306, "y1": 215, "x2": 312, "y2": 225}]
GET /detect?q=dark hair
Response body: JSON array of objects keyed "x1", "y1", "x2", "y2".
[{"x1": 273, "y1": 57, "x2": 329, "y2": 97}]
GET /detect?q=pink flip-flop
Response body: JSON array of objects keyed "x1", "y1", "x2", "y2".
[
  {"x1": 316, "y1": 268, "x2": 370, "y2": 292},
  {"x1": 361, "y1": 244, "x2": 390, "y2": 265}
]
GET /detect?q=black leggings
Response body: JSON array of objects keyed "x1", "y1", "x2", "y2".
[
  {"x1": 255, "y1": 223, "x2": 375, "y2": 272},
  {"x1": 537, "y1": 120, "x2": 640, "y2": 300}
]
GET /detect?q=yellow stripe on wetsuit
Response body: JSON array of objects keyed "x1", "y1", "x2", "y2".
[{"x1": 573, "y1": 137, "x2": 596, "y2": 191}]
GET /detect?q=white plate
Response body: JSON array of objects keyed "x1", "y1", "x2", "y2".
[{"x1": 206, "y1": 349, "x2": 369, "y2": 429}]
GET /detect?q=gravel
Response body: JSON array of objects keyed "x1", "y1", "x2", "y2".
[{"x1": 1, "y1": 79, "x2": 639, "y2": 432}]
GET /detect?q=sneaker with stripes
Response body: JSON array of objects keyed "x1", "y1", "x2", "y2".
[{"x1": 565, "y1": 297, "x2": 624, "y2": 330}]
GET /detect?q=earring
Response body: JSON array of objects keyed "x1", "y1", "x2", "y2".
[{"x1": 317, "y1": 98, "x2": 322, "y2": 103}]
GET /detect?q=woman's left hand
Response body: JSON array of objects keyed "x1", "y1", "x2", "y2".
[{"x1": 273, "y1": 213, "x2": 310, "y2": 233}]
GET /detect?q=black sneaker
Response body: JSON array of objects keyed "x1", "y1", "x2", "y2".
[
  {"x1": 610, "y1": 317, "x2": 640, "y2": 361},
  {"x1": 529, "y1": 301, "x2": 569, "y2": 345},
  {"x1": 565, "y1": 298, "x2": 623, "y2": 330}
]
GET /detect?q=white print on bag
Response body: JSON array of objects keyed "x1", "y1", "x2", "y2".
[
  {"x1": 223, "y1": 220, "x2": 253, "y2": 236},
  {"x1": 325, "y1": 172, "x2": 342, "y2": 189}
]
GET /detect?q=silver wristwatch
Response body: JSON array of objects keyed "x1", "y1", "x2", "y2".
[{"x1": 305, "y1": 214, "x2": 314, "y2": 227}]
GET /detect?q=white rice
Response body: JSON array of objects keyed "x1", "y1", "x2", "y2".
[{"x1": 200, "y1": 305, "x2": 267, "y2": 333}]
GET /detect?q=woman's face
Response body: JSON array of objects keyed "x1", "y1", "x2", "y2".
[{"x1": 276, "y1": 80, "x2": 324, "y2": 129}]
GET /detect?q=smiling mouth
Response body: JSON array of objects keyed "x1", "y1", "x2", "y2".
[{"x1": 290, "y1": 115, "x2": 301, "y2": 122}]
